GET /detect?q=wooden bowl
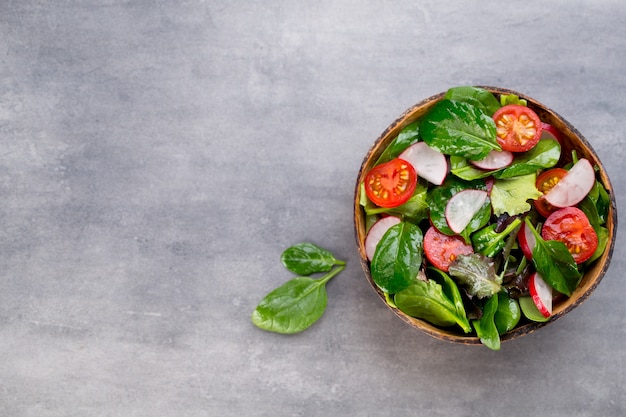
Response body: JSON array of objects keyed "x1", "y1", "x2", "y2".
[{"x1": 353, "y1": 86, "x2": 617, "y2": 345}]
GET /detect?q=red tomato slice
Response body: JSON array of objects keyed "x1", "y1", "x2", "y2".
[
  {"x1": 364, "y1": 158, "x2": 417, "y2": 208},
  {"x1": 492, "y1": 104, "x2": 542, "y2": 152},
  {"x1": 423, "y1": 226, "x2": 474, "y2": 272},
  {"x1": 534, "y1": 168, "x2": 568, "y2": 218},
  {"x1": 541, "y1": 207, "x2": 598, "y2": 264}
]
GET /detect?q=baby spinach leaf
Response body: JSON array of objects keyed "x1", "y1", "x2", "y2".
[
  {"x1": 448, "y1": 253, "x2": 502, "y2": 299},
  {"x1": 427, "y1": 267, "x2": 471, "y2": 332},
  {"x1": 444, "y1": 86, "x2": 501, "y2": 116},
  {"x1": 371, "y1": 222, "x2": 423, "y2": 293},
  {"x1": 281, "y1": 242, "x2": 345, "y2": 276},
  {"x1": 472, "y1": 295, "x2": 501, "y2": 350},
  {"x1": 494, "y1": 291, "x2": 521, "y2": 335},
  {"x1": 375, "y1": 121, "x2": 420, "y2": 165},
  {"x1": 251, "y1": 265, "x2": 344, "y2": 334},
  {"x1": 585, "y1": 226, "x2": 608, "y2": 265},
  {"x1": 471, "y1": 218, "x2": 522, "y2": 258},
  {"x1": 490, "y1": 173, "x2": 542, "y2": 217},
  {"x1": 495, "y1": 139, "x2": 561, "y2": 179},
  {"x1": 450, "y1": 156, "x2": 496, "y2": 181},
  {"x1": 524, "y1": 218, "x2": 581, "y2": 296},
  {"x1": 420, "y1": 100, "x2": 501, "y2": 161},
  {"x1": 587, "y1": 180, "x2": 610, "y2": 225},
  {"x1": 394, "y1": 278, "x2": 471, "y2": 332},
  {"x1": 427, "y1": 177, "x2": 490, "y2": 242}
]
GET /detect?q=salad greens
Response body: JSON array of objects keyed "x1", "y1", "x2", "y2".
[
  {"x1": 360, "y1": 86, "x2": 612, "y2": 350},
  {"x1": 252, "y1": 243, "x2": 346, "y2": 334}
]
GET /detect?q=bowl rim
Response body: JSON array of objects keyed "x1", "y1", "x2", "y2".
[{"x1": 354, "y1": 86, "x2": 618, "y2": 345}]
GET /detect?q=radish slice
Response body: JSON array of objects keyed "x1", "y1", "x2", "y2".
[
  {"x1": 517, "y1": 221, "x2": 537, "y2": 260},
  {"x1": 544, "y1": 158, "x2": 595, "y2": 208},
  {"x1": 529, "y1": 272, "x2": 553, "y2": 318},
  {"x1": 470, "y1": 149, "x2": 514, "y2": 170},
  {"x1": 445, "y1": 189, "x2": 488, "y2": 234},
  {"x1": 541, "y1": 122, "x2": 563, "y2": 144},
  {"x1": 364, "y1": 216, "x2": 401, "y2": 261},
  {"x1": 398, "y1": 142, "x2": 448, "y2": 185}
]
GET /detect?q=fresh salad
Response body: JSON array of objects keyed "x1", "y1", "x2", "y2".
[{"x1": 359, "y1": 86, "x2": 611, "y2": 350}]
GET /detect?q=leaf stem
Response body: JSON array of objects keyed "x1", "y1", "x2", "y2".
[{"x1": 320, "y1": 264, "x2": 346, "y2": 284}]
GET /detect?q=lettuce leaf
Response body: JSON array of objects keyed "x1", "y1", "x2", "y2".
[{"x1": 490, "y1": 173, "x2": 542, "y2": 217}]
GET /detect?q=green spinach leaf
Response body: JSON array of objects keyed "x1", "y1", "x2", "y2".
[
  {"x1": 472, "y1": 295, "x2": 501, "y2": 350},
  {"x1": 281, "y1": 242, "x2": 345, "y2": 276},
  {"x1": 525, "y1": 217, "x2": 582, "y2": 296},
  {"x1": 444, "y1": 86, "x2": 501, "y2": 116},
  {"x1": 471, "y1": 218, "x2": 522, "y2": 258},
  {"x1": 427, "y1": 267, "x2": 471, "y2": 332},
  {"x1": 251, "y1": 265, "x2": 345, "y2": 334},
  {"x1": 375, "y1": 121, "x2": 420, "y2": 165},
  {"x1": 420, "y1": 100, "x2": 501, "y2": 160},
  {"x1": 371, "y1": 222, "x2": 424, "y2": 293},
  {"x1": 495, "y1": 139, "x2": 561, "y2": 179},
  {"x1": 394, "y1": 278, "x2": 471, "y2": 332},
  {"x1": 494, "y1": 291, "x2": 521, "y2": 335},
  {"x1": 450, "y1": 155, "x2": 496, "y2": 181}
]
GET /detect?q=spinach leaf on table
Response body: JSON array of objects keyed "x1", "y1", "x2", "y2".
[
  {"x1": 371, "y1": 222, "x2": 423, "y2": 293},
  {"x1": 420, "y1": 99, "x2": 501, "y2": 161},
  {"x1": 252, "y1": 244, "x2": 346, "y2": 334},
  {"x1": 251, "y1": 266, "x2": 344, "y2": 334},
  {"x1": 281, "y1": 242, "x2": 345, "y2": 276}
]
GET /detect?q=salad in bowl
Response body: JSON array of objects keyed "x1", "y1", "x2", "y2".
[{"x1": 354, "y1": 86, "x2": 616, "y2": 350}]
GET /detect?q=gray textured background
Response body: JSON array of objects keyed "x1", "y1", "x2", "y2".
[{"x1": 1, "y1": 1, "x2": 624, "y2": 416}]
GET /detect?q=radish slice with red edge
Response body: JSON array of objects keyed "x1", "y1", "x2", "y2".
[
  {"x1": 529, "y1": 272, "x2": 553, "y2": 318},
  {"x1": 540, "y1": 122, "x2": 563, "y2": 144},
  {"x1": 470, "y1": 149, "x2": 514, "y2": 170},
  {"x1": 544, "y1": 158, "x2": 595, "y2": 208},
  {"x1": 445, "y1": 189, "x2": 488, "y2": 234},
  {"x1": 364, "y1": 216, "x2": 401, "y2": 261},
  {"x1": 398, "y1": 142, "x2": 448, "y2": 185},
  {"x1": 517, "y1": 220, "x2": 537, "y2": 260}
]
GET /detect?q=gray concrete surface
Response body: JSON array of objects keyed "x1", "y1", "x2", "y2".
[{"x1": 1, "y1": 1, "x2": 624, "y2": 416}]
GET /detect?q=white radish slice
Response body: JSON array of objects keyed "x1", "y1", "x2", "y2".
[
  {"x1": 398, "y1": 142, "x2": 448, "y2": 185},
  {"x1": 445, "y1": 189, "x2": 488, "y2": 234},
  {"x1": 529, "y1": 272, "x2": 553, "y2": 318},
  {"x1": 470, "y1": 149, "x2": 514, "y2": 170},
  {"x1": 540, "y1": 122, "x2": 563, "y2": 144},
  {"x1": 544, "y1": 158, "x2": 595, "y2": 208},
  {"x1": 517, "y1": 221, "x2": 537, "y2": 261},
  {"x1": 364, "y1": 216, "x2": 401, "y2": 261}
]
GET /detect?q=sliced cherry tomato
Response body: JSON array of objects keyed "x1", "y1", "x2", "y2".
[
  {"x1": 492, "y1": 104, "x2": 542, "y2": 152},
  {"x1": 364, "y1": 158, "x2": 417, "y2": 208},
  {"x1": 423, "y1": 226, "x2": 474, "y2": 272},
  {"x1": 541, "y1": 207, "x2": 598, "y2": 264},
  {"x1": 534, "y1": 168, "x2": 568, "y2": 217}
]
